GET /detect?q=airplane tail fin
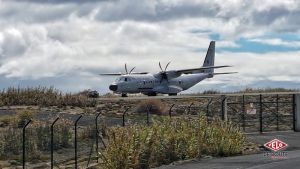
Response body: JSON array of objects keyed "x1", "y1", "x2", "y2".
[{"x1": 202, "y1": 41, "x2": 215, "y2": 77}]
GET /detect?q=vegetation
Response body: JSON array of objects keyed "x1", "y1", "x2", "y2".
[
  {"x1": 0, "y1": 118, "x2": 73, "y2": 160},
  {"x1": 99, "y1": 116, "x2": 245, "y2": 169},
  {"x1": 237, "y1": 87, "x2": 299, "y2": 93},
  {"x1": 135, "y1": 99, "x2": 168, "y2": 115},
  {"x1": 0, "y1": 86, "x2": 96, "y2": 107},
  {"x1": 184, "y1": 88, "x2": 300, "y2": 96}
]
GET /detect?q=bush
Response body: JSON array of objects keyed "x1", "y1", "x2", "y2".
[
  {"x1": 135, "y1": 99, "x2": 167, "y2": 115},
  {"x1": 99, "y1": 116, "x2": 245, "y2": 169},
  {"x1": 17, "y1": 110, "x2": 35, "y2": 127}
]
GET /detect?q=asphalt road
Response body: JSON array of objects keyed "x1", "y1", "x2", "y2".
[{"x1": 156, "y1": 131, "x2": 300, "y2": 169}]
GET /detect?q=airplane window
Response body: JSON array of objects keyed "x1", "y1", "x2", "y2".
[{"x1": 117, "y1": 77, "x2": 124, "y2": 82}]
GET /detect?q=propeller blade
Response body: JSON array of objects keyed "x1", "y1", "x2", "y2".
[
  {"x1": 159, "y1": 62, "x2": 163, "y2": 71},
  {"x1": 129, "y1": 67, "x2": 136, "y2": 74},
  {"x1": 125, "y1": 63, "x2": 128, "y2": 74},
  {"x1": 159, "y1": 72, "x2": 169, "y2": 83},
  {"x1": 165, "y1": 62, "x2": 171, "y2": 71}
]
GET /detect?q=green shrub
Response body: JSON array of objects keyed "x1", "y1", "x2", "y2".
[
  {"x1": 99, "y1": 116, "x2": 245, "y2": 169},
  {"x1": 17, "y1": 110, "x2": 35, "y2": 127}
]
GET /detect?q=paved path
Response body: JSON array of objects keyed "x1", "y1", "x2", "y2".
[{"x1": 156, "y1": 131, "x2": 300, "y2": 169}]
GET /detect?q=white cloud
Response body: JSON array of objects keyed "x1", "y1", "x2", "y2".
[
  {"x1": 0, "y1": 0, "x2": 299, "y2": 92},
  {"x1": 249, "y1": 38, "x2": 300, "y2": 47}
]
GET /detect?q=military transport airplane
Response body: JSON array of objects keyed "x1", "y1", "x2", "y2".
[{"x1": 100, "y1": 41, "x2": 236, "y2": 97}]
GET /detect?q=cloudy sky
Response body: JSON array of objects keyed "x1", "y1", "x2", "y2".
[{"x1": 0, "y1": 0, "x2": 300, "y2": 93}]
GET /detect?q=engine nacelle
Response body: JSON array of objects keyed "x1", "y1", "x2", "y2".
[{"x1": 154, "y1": 70, "x2": 181, "y2": 80}]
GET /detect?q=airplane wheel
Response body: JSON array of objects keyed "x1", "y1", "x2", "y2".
[
  {"x1": 121, "y1": 93, "x2": 128, "y2": 97},
  {"x1": 147, "y1": 92, "x2": 157, "y2": 96},
  {"x1": 168, "y1": 93, "x2": 177, "y2": 96}
]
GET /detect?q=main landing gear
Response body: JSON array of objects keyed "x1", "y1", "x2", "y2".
[
  {"x1": 168, "y1": 93, "x2": 177, "y2": 96},
  {"x1": 146, "y1": 92, "x2": 157, "y2": 96},
  {"x1": 121, "y1": 93, "x2": 128, "y2": 97}
]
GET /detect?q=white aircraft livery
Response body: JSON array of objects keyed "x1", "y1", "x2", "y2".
[{"x1": 100, "y1": 41, "x2": 236, "y2": 97}]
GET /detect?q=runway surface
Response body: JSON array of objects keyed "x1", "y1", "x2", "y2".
[{"x1": 97, "y1": 92, "x2": 300, "y2": 101}]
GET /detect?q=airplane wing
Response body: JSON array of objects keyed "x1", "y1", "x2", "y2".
[
  {"x1": 99, "y1": 73, "x2": 123, "y2": 76},
  {"x1": 99, "y1": 72, "x2": 149, "y2": 76},
  {"x1": 176, "y1": 65, "x2": 232, "y2": 74},
  {"x1": 213, "y1": 72, "x2": 238, "y2": 75}
]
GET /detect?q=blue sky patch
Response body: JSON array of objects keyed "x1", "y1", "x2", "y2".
[{"x1": 219, "y1": 38, "x2": 300, "y2": 53}]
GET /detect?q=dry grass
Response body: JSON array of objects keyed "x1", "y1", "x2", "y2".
[
  {"x1": 0, "y1": 86, "x2": 95, "y2": 107},
  {"x1": 0, "y1": 118, "x2": 73, "y2": 161},
  {"x1": 99, "y1": 116, "x2": 245, "y2": 169}
]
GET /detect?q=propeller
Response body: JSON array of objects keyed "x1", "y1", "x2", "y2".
[
  {"x1": 125, "y1": 63, "x2": 136, "y2": 74},
  {"x1": 100, "y1": 63, "x2": 148, "y2": 76},
  {"x1": 158, "y1": 61, "x2": 171, "y2": 83}
]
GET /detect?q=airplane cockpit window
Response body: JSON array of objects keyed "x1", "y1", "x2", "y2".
[
  {"x1": 115, "y1": 77, "x2": 135, "y2": 82},
  {"x1": 115, "y1": 77, "x2": 121, "y2": 82},
  {"x1": 116, "y1": 77, "x2": 125, "y2": 82}
]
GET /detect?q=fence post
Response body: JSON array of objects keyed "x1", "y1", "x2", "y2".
[
  {"x1": 221, "y1": 96, "x2": 227, "y2": 121},
  {"x1": 147, "y1": 106, "x2": 152, "y2": 125},
  {"x1": 51, "y1": 117, "x2": 59, "y2": 169},
  {"x1": 206, "y1": 99, "x2": 213, "y2": 123},
  {"x1": 276, "y1": 94, "x2": 279, "y2": 131},
  {"x1": 187, "y1": 103, "x2": 194, "y2": 115},
  {"x1": 74, "y1": 115, "x2": 82, "y2": 169},
  {"x1": 169, "y1": 104, "x2": 175, "y2": 118},
  {"x1": 22, "y1": 120, "x2": 32, "y2": 169},
  {"x1": 293, "y1": 94, "x2": 298, "y2": 132},
  {"x1": 123, "y1": 107, "x2": 130, "y2": 127},
  {"x1": 95, "y1": 113, "x2": 101, "y2": 163},
  {"x1": 259, "y1": 94, "x2": 263, "y2": 133},
  {"x1": 242, "y1": 95, "x2": 246, "y2": 131}
]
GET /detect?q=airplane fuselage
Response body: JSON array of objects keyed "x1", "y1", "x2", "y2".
[{"x1": 109, "y1": 73, "x2": 210, "y2": 95}]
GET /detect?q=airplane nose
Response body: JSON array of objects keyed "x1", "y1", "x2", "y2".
[{"x1": 109, "y1": 84, "x2": 118, "y2": 91}]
